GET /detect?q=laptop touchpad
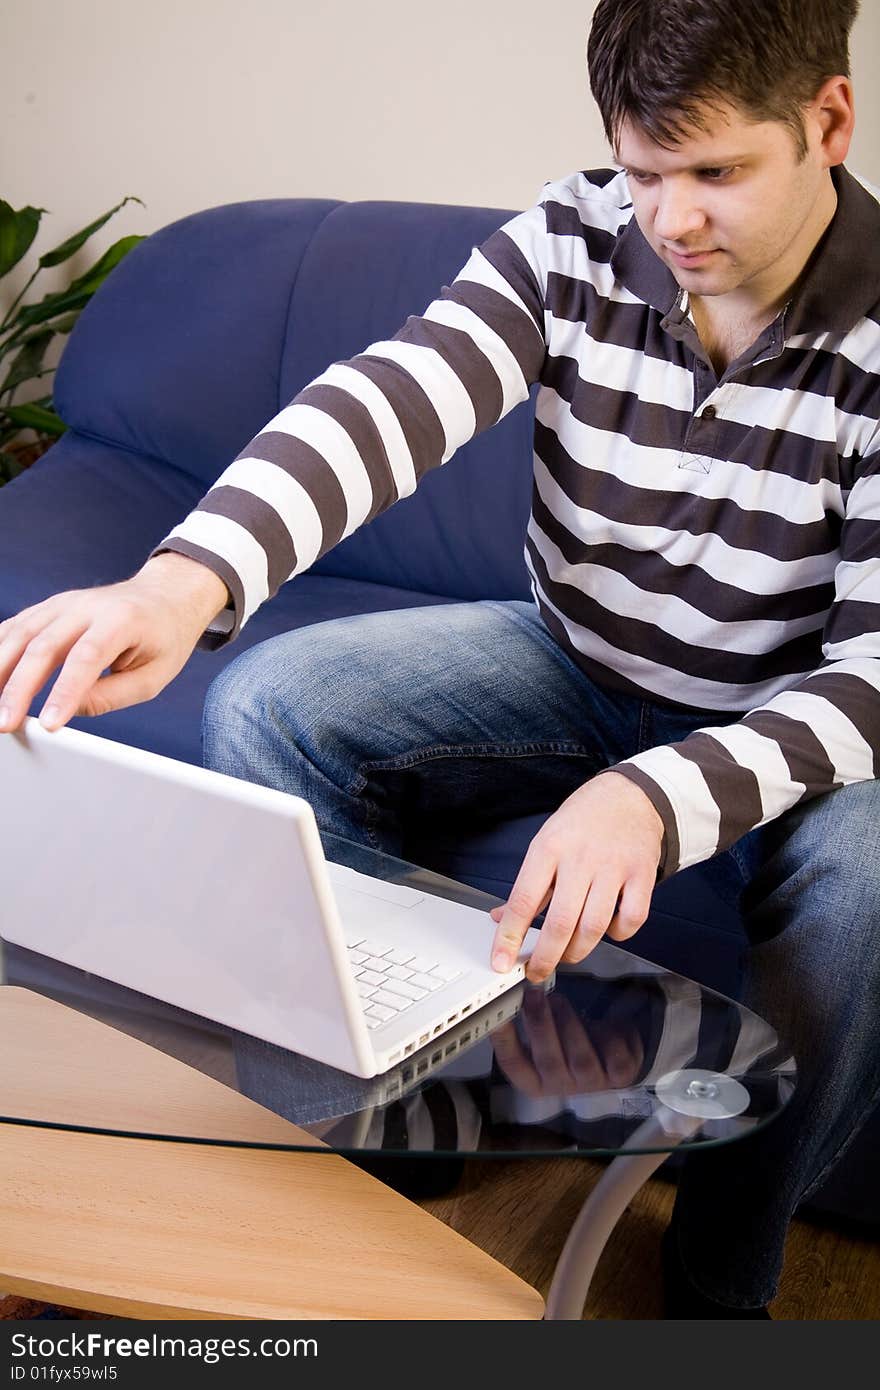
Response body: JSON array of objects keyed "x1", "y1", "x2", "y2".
[{"x1": 326, "y1": 861, "x2": 426, "y2": 909}]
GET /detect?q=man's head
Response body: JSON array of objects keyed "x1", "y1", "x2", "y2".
[
  {"x1": 587, "y1": 0, "x2": 859, "y2": 305},
  {"x1": 587, "y1": 0, "x2": 859, "y2": 161}
]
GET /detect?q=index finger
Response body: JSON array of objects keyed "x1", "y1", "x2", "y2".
[
  {"x1": 491, "y1": 845, "x2": 554, "y2": 972},
  {"x1": 37, "y1": 623, "x2": 132, "y2": 729},
  {"x1": 1, "y1": 620, "x2": 115, "y2": 732},
  {"x1": 0, "y1": 613, "x2": 89, "y2": 732}
]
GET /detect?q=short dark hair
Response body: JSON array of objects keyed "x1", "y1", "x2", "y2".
[{"x1": 587, "y1": 0, "x2": 860, "y2": 159}]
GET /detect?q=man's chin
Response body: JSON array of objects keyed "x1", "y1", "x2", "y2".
[{"x1": 670, "y1": 264, "x2": 738, "y2": 297}]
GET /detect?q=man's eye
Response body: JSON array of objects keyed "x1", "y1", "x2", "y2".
[
  {"x1": 701, "y1": 167, "x2": 736, "y2": 180},
  {"x1": 626, "y1": 171, "x2": 656, "y2": 185}
]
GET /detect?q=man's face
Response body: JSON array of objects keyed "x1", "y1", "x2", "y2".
[{"x1": 615, "y1": 101, "x2": 828, "y2": 302}]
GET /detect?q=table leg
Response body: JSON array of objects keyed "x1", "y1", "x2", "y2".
[{"x1": 544, "y1": 1111, "x2": 703, "y2": 1320}]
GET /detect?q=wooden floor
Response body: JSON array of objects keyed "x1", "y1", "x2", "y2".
[
  {"x1": 419, "y1": 1157, "x2": 880, "y2": 1320},
  {"x1": 3, "y1": 1154, "x2": 877, "y2": 1320}
]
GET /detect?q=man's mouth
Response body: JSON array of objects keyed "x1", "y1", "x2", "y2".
[{"x1": 665, "y1": 247, "x2": 719, "y2": 268}]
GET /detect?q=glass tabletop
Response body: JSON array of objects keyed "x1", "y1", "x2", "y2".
[{"x1": 0, "y1": 831, "x2": 795, "y2": 1159}]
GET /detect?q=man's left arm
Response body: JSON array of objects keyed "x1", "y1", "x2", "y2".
[
  {"x1": 613, "y1": 439, "x2": 880, "y2": 878},
  {"x1": 492, "y1": 438, "x2": 880, "y2": 982}
]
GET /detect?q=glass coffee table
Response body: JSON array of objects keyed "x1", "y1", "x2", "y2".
[{"x1": 0, "y1": 833, "x2": 795, "y2": 1320}]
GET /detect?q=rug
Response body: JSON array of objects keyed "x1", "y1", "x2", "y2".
[{"x1": 0, "y1": 1292, "x2": 107, "y2": 1319}]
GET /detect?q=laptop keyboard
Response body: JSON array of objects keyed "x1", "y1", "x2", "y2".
[{"x1": 346, "y1": 935, "x2": 463, "y2": 1030}]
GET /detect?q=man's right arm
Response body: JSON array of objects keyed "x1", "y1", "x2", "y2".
[
  {"x1": 0, "y1": 551, "x2": 229, "y2": 733},
  {"x1": 0, "y1": 195, "x2": 551, "y2": 732}
]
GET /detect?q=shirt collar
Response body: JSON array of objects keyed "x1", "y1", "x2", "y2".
[
  {"x1": 785, "y1": 165, "x2": 880, "y2": 336},
  {"x1": 610, "y1": 163, "x2": 880, "y2": 337}
]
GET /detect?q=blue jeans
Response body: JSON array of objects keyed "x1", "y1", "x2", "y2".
[{"x1": 203, "y1": 599, "x2": 880, "y2": 1310}]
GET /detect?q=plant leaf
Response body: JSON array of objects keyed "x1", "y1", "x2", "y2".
[
  {"x1": 0, "y1": 450, "x2": 27, "y2": 485},
  {"x1": 0, "y1": 201, "x2": 46, "y2": 278},
  {"x1": 9, "y1": 235, "x2": 146, "y2": 332},
  {"x1": 2, "y1": 401, "x2": 66, "y2": 436},
  {"x1": 0, "y1": 328, "x2": 54, "y2": 397},
  {"x1": 38, "y1": 195, "x2": 145, "y2": 269}
]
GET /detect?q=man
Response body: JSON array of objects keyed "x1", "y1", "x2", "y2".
[{"x1": 0, "y1": 0, "x2": 876, "y2": 1317}]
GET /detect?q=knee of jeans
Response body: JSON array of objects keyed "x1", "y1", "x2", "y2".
[
  {"x1": 202, "y1": 648, "x2": 269, "y2": 772},
  {"x1": 775, "y1": 780, "x2": 880, "y2": 900},
  {"x1": 201, "y1": 631, "x2": 361, "y2": 779}
]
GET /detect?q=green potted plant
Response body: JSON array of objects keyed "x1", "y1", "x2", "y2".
[{"x1": 0, "y1": 196, "x2": 146, "y2": 486}]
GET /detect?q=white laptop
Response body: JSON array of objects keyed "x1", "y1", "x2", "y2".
[{"x1": 0, "y1": 717, "x2": 538, "y2": 1078}]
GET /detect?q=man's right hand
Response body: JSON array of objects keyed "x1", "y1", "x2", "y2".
[{"x1": 0, "y1": 552, "x2": 230, "y2": 734}]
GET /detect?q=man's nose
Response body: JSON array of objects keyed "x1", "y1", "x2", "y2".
[{"x1": 653, "y1": 184, "x2": 706, "y2": 242}]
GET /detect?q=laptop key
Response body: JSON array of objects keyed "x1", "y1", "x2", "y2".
[
  {"x1": 356, "y1": 981, "x2": 379, "y2": 999},
  {"x1": 371, "y1": 989, "x2": 407, "y2": 1011},
  {"x1": 363, "y1": 954, "x2": 394, "y2": 972},
  {"x1": 386, "y1": 964, "x2": 415, "y2": 981},
  {"x1": 366, "y1": 1002, "x2": 396, "y2": 1022},
  {"x1": 358, "y1": 968, "x2": 387, "y2": 987},
  {"x1": 385, "y1": 949, "x2": 416, "y2": 965},
  {"x1": 381, "y1": 978, "x2": 429, "y2": 1002},
  {"x1": 430, "y1": 965, "x2": 463, "y2": 982},
  {"x1": 349, "y1": 949, "x2": 369, "y2": 965},
  {"x1": 360, "y1": 939, "x2": 393, "y2": 957},
  {"x1": 407, "y1": 955, "x2": 439, "y2": 974},
  {"x1": 409, "y1": 972, "x2": 445, "y2": 991}
]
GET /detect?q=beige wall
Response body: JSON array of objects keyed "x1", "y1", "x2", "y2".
[{"x1": 2, "y1": 0, "x2": 879, "y2": 275}]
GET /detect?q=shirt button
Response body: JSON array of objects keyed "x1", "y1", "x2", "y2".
[{"x1": 701, "y1": 405, "x2": 717, "y2": 420}]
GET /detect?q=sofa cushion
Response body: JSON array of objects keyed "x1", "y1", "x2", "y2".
[
  {"x1": 53, "y1": 199, "x2": 341, "y2": 488},
  {"x1": 282, "y1": 198, "x2": 537, "y2": 599}
]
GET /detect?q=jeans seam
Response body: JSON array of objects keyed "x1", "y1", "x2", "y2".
[
  {"x1": 796, "y1": 1068, "x2": 880, "y2": 1207},
  {"x1": 360, "y1": 741, "x2": 599, "y2": 773},
  {"x1": 636, "y1": 701, "x2": 652, "y2": 754}
]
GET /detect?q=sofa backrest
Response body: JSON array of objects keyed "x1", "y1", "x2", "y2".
[{"x1": 55, "y1": 197, "x2": 535, "y2": 602}]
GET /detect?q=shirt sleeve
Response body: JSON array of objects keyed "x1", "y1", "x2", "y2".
[
  {"x1": 613, "y1": 440, "x2": 880, "y2": 878},
  {"x1": 150, "y1": 198, "x2": 550, "y2": 646}
]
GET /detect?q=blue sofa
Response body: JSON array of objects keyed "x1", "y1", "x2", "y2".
[{"x1": 1, "y1": 193, "x2": 876, "y2": 1227}]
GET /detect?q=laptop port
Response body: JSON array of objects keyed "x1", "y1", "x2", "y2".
[
  {"x1": 420, "y1": 1033, "x2": 430, "y2": 1045},
  {"x1": 432, "y1": 1050, "x2": 442, "y2": 1064},
  {"x1": 417, "y1": 1060, "x2": 428, "y2": 1074},
  {"x1": 446, "y1": 1012, "x2": 459, "y2": 1024},
  {"x1": 405, "y1": 1043, "x2": 415, "y2": 1055},
  {"x1": 444, "y1": 1043, "x2": 456, "y2": 1055}
]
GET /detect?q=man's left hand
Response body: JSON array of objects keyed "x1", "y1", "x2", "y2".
[{"x1": 489, "y1": 771, "x2": 664, "y2": 983}]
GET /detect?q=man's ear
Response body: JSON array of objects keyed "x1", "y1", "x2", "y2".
[{"x1": 808, "y1": 75, "x2": 855, "y2": 169}]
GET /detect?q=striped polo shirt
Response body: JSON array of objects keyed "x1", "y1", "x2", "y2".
[{"x1": 156, "y1": 163, "x2": 880, "y2": 878}]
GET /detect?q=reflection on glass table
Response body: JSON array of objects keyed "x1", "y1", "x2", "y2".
[
  {"x1": 0, "y1": 830, "x2": 796, "y2": 1320},
  {"x1": 1, "y1": 830, "x2": 795, "y2": 1157}
]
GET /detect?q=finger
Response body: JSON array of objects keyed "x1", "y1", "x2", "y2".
[
  {"x1": 559, "y1": 875, "x2": 622, "y2": 964},
  {"x1": 0, "y1": 614, "x2": 92, "y2": 731},
  {"x1": 490, "y1": 1019, "x2": 544, "y2": 1098},
  {"x1": 67, "y1": 663, "x2": 165, "y2": 719},
  {"x1": 35, "y1": 622, "x2": 143, "y2": 729},
  {"x1": 605, "y1": 872, "x2": 654, "y2": 942},
  {"x1": 593, "y1": 1022, "x2": 646, "y2": 1088},
  {"x1": 552, "y1": 994, "x2": 606, "y2": 1092},
  {"x1": 489, "y1": 887, "x2": 549, "y2": 929},
  {"x1": 518, "y1": 989, "x2": 572, "y2": 1092},
  {"x1": 0, "y1": 605, "x2": 62, "y2": 710},
  {"x1": 491, "y1": 845, "x2": 556, "y2": 972},
  {"x1": 525, "y1": 868, "x2": 591, "y2": 983}
]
